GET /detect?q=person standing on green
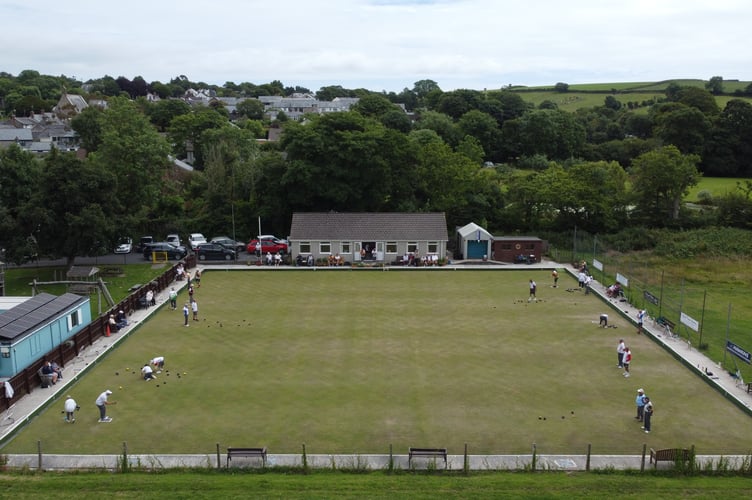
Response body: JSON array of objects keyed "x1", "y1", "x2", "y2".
[
  {"x1": 169, "y1": 288, "x2": 177, "y2": 310},
  {"x1": 642, "y1": 397, "x2": 654, "y2": 433}
]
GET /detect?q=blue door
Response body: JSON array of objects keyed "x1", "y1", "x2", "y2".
[{"x1": 467, "y1": 240, "x2": 486, "y2": 259}]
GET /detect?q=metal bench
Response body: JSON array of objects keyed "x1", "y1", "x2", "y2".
[
  {"x1": 226, "y1": 447, "x2": 267, "y2": 467},
  {"x1": 408, "y1": 447, "x2": 447, "y2": 468}
]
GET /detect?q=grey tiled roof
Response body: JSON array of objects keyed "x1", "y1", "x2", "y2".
[
  {"x1": 290, "y1": 212, "x2": 448, "y2": 241},
  {"x1": 0, "y1": 128, "x2": 33, "y2": 141}
]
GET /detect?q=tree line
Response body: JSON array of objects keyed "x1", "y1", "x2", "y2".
[{"x1": 1, "y1": 71, "x2": 751, "y2": 265}]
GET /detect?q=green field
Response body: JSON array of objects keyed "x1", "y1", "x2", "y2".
[
  {"x1": 5, "y1": 270, "x2": 752, "y2": 457},
  {"x1": 687, "y1": 177, "x2": 745, "y2": 202},
  {"x1": 3, "y1": 264, "x2": 166, "y2": 317},
  {"x1": 512, "y1": 79, "x2": 752, "y2": 112}
]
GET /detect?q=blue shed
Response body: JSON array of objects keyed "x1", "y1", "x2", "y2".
[{"x1": 0, "y1": 292, "x2": 91, "y2": 378}]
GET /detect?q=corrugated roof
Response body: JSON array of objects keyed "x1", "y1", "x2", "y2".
[
  {"x1": 0, "y1": 293, "x2": 87, "y2": 342},
  {"x1": 289, "y1": 212, "x2": 448, "y2": 241}
]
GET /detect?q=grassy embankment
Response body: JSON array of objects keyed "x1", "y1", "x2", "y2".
[{"x1": 2, "y1": 469, "x2": 752, "y2": 498}]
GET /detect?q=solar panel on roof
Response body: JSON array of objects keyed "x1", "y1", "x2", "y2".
[{"x1": 0, "y1": 293, "x2": 87, "y2": 341}]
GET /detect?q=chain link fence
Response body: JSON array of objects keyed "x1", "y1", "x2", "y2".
[{"x1": 550, "y1": 230, "x2": 752, "y2": 383}]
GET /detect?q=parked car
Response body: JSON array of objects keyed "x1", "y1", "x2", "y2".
[
  {"x1": 143, "y1": 242, "x2": 188, "y2": 260},
  {"x1": 195, "y1": 243, "x2": 236, "y2": 261},
  {"x1": 166, "y1": 234, "x2": 181, "y2": 247},
  {"x1": 258, "y1": 234, "x2": 290, "y2": 246},
  {"x1": 188, "y1": 233, "x2": 207, "y2": 251},
  {"x1": 210, "y1": 236, "x2": 245, "y2": 253},
  {"x1": 135, "y1": 236, "x2": 154, "y2": 253},
  {"x1": 246, "y1": 238, "x2": 288, "y2": 255},
  {"x1": 114, "y1": 237, "x2": 132, "y2": 254}
]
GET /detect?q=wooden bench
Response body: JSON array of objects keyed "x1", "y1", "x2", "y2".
[
  {"x1": 654, "y1": 316, "x2": 677, "y2": 338},
  {"x1": 649, "y1": 448, "x2": 690, "y2": 467},
  {"x1": 226, "y1": 447, "x2": 267, "y2": 467},
  {"x1": 408, "y1": 447, "x2": 447, "y2": 468}
]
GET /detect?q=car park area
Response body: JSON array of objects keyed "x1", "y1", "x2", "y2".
[
  {"x1": 210, "y1": 236, "x2": 245, "y2": 253},
  {"x1": 246, "y1": 238, "x2": 288, "y2": 255},
  {"x1": 195, "y1": 243, "x2": 236, "y2": 260},
  {"x1": 142, "y1": 242, "x2": 188, "y2": 260}
]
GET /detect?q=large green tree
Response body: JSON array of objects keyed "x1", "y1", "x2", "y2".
[
  {"x1": 630, "y1": 145, "x2": 701, "y2": 224},
  {"x1": 0, "y1": 145, "x2": 42, "y2": 263},
  {"x1": 71, "y1": 106, "x2": 104, "y2": 152},
  {"x1": 414, "y1": 110, "x2": 460, "y2": 146},
  {"x1": 36, "y1": 150, "x2": 116, "y2": 265},
  {"x1": 167, "y1": 106, "x2": 228, "y2": 168},
  {"x1": 146, "y1": 98, "x2": 191, "y2": 131},
  {"x1": 652, "y1": 103, "x2": 711, "y2": 155},
  {"x1": 200, "y1": 126, "x2": 261, "y2": 238},
  {"x1": 280, "y1": 112, "x2": 407, "y2": 213},
  {"x1": 703, "y1": 99, "x2": 752, "y2": 176},
  {"x1": 514, "y1": 109, "x2": 587, "y2": 160},
  {"x1": 88, "y1": 97, "x2": 171, "y2": 231},
  {"x1": 563, "y1": 161, "x2": 628, "y2": 232},
  {"x1": 457, "y1": 110, "x2": 500, "y2": 160},
  {"x1": 235, "y1": 98, "x2": 265, "y2": 120}
]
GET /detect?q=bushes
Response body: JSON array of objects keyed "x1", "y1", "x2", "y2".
[
  {"x1": 652, "y1": 227, "x2": 752, "y2": 258},
  {"x1": 595, "y1": 227, "x2": 752, "y2": 258}
]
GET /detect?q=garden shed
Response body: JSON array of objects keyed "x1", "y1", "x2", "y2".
[
  {"x1": 66, "y1": 266, "x2": 100, "y2": 295},
  {"x1": 456, "y1": 222, "x2": 493, "y2": 260},
  {"x1": 288, "y1": 212, "x2": 448, "y2": 264}
]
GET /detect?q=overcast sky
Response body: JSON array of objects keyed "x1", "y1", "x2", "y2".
[{"x1": 2, "y1": 0, "x2": 750, "y2": 92}]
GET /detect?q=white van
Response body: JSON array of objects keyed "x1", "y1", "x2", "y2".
[
  {"x1": 188, "y1": 233, "x2": 207, "y2": 251},
  {"x1": 166, "y1": 234, "x2": 181, "y2": 247}
]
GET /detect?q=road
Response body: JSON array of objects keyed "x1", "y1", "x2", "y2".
[{"x1": 5, "y1": 249, "x2": 254, "y2": 269}]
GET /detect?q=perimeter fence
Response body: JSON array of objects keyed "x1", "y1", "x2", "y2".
[{"x1": 550, "y1": 230, "x2": 752, "y2": 384}]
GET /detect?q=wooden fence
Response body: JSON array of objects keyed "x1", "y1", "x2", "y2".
[{"x1": 0, "y1": 256, "x2": 196, "y2": 412}]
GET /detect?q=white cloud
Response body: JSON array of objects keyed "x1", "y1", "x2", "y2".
[{"x1": 1, "y1": 0, "x2": 750, "y2": 91}]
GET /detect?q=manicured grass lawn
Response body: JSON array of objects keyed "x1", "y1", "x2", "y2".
[
  {"x1": 5, "y1": 270, "x2": 752, "y2": 456},
  {"x1": 3, "y1": 470, "x2": 752, "y2": 499}
]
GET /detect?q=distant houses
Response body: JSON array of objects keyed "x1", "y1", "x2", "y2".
[{"x1": 0, "y1": 90, "x2": 363, "y2": 157}]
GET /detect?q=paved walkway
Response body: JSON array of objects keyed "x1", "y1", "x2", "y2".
[{"x1": 2, "y1": 261, "x2": 750, "y2": 471}]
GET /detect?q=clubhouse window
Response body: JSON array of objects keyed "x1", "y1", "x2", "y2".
[
  {"x1": 320, "y1": 242, "x2": 331, "y2": 254},
  {"x1": 386, "y1": 242, "x2": 397, "y2": 254},
  {"x1": 300, "y1": 242, "x2": 311, "y2": 253}
]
